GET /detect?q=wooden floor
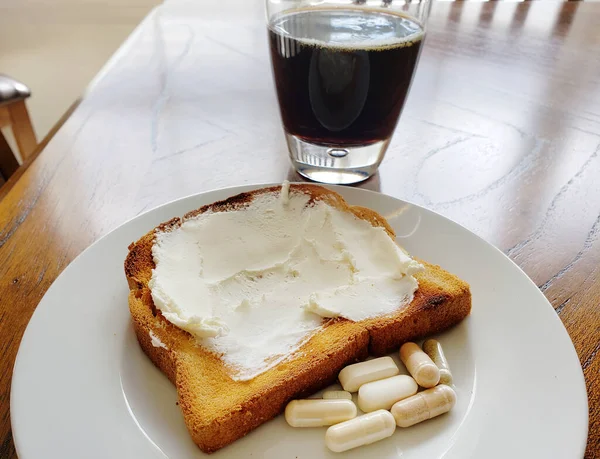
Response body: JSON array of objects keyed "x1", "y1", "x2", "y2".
[{"x1": 0, "y1": 0, "x2": 160, "y2": 143}]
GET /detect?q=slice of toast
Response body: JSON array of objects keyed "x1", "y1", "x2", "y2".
[{"x1": 124, "y1": 184, "x2": 471, "y2": 453}]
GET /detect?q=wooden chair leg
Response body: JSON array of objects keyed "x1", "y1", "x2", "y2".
[
  {"x1": 0, "y1": 130, "x2": 19, "y2": 179},
  {"x1": 7, "y1": 100, "x2": 37, "y2": 160},
  {"x1": 0, "y1": 106, "x2": 10, "y2": 129}
]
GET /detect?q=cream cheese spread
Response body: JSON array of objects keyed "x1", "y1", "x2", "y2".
[
  {"x1": 149, "y1": 330, "x2": 168, "y2": 350},
  {"x1": 149, "y1": 184, "x2": 423, "y2": 380}
]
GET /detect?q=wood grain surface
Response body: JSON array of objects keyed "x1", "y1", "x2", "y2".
[{"x1": 1, "y1": 1, "x2": 599, "y2": 457}]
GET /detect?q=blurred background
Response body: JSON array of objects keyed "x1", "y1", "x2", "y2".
[{"x1": 0, "y1": 0, "x2": 160, "y2": 146}]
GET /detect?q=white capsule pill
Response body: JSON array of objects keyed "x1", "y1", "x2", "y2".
[
  {"x1": 399, "y1": 342, "x2": 440, "y2": 388},
  {"x1": 285, "y1": 399, "x2": 357, "y2": 427},
  {"x1": 338, "y1": 357, "x2": 400, "y2": 392},
  {"x1": 391, "y1": 385, "x2": 457, "y2": 427},
  {"x1": 358, "y1": 374, "x2": 418, "y2": 412},
  {"x1": 323, "y1": 390, "x2": 353, "y2": 400},
  {"x1": 423, "y1": 339, "x2": 453, "y2": 386},
  {"x1": 325, "y1": 409, "x2": 396, "y2": 453}
]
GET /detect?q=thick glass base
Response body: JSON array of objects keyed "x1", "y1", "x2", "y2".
[{"x1": 286, "y1": 134, "x2": 389, "y2": 185}]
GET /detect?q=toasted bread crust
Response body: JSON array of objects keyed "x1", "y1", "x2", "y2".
[{"x1": 124, "y1": 184, "x2": 471, "y2": 453}]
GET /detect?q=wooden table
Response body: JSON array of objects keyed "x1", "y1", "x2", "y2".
[{"x1": 1, "y1": 1, "x2": 598, "y2": 457}]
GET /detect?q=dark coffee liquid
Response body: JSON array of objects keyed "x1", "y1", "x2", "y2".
[{"x1": 268, "y1": 8, "x2": 424, "y2": 146}]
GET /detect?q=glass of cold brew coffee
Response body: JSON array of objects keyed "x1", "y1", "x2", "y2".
[{"x1": 267, "y1": 0, "x2": 431, "y2": 184}]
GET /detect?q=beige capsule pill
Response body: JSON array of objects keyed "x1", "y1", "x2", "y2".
[
  {"x1": 358, "y1": 375, "x2": 418, "y2": 412},
  {"x1": 323, "y1": 390, "x2": 353, "y2": 400},
  {"x1": 325, "y1": 409, "x2": 396, "y2": 453},
  {"x1": 338, "y1": 356, "x2": 400, "y2": 392},
  {"x1": 285, "y1": 399, "x2": 357, "y2": 427},
  {"x1": 399, "y1": 342, "x2": 440, "y2": 388},
  {"x1": 423, "y1": 339, "x2": 453, "y2": 385},
  {"x1": 391, "y1": 385, "x2": 457, "y2": 427}
]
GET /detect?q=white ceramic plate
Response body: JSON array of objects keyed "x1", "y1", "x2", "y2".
[{"x1": 11, "y1": 184, "x2": 588, "y2": 459}]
